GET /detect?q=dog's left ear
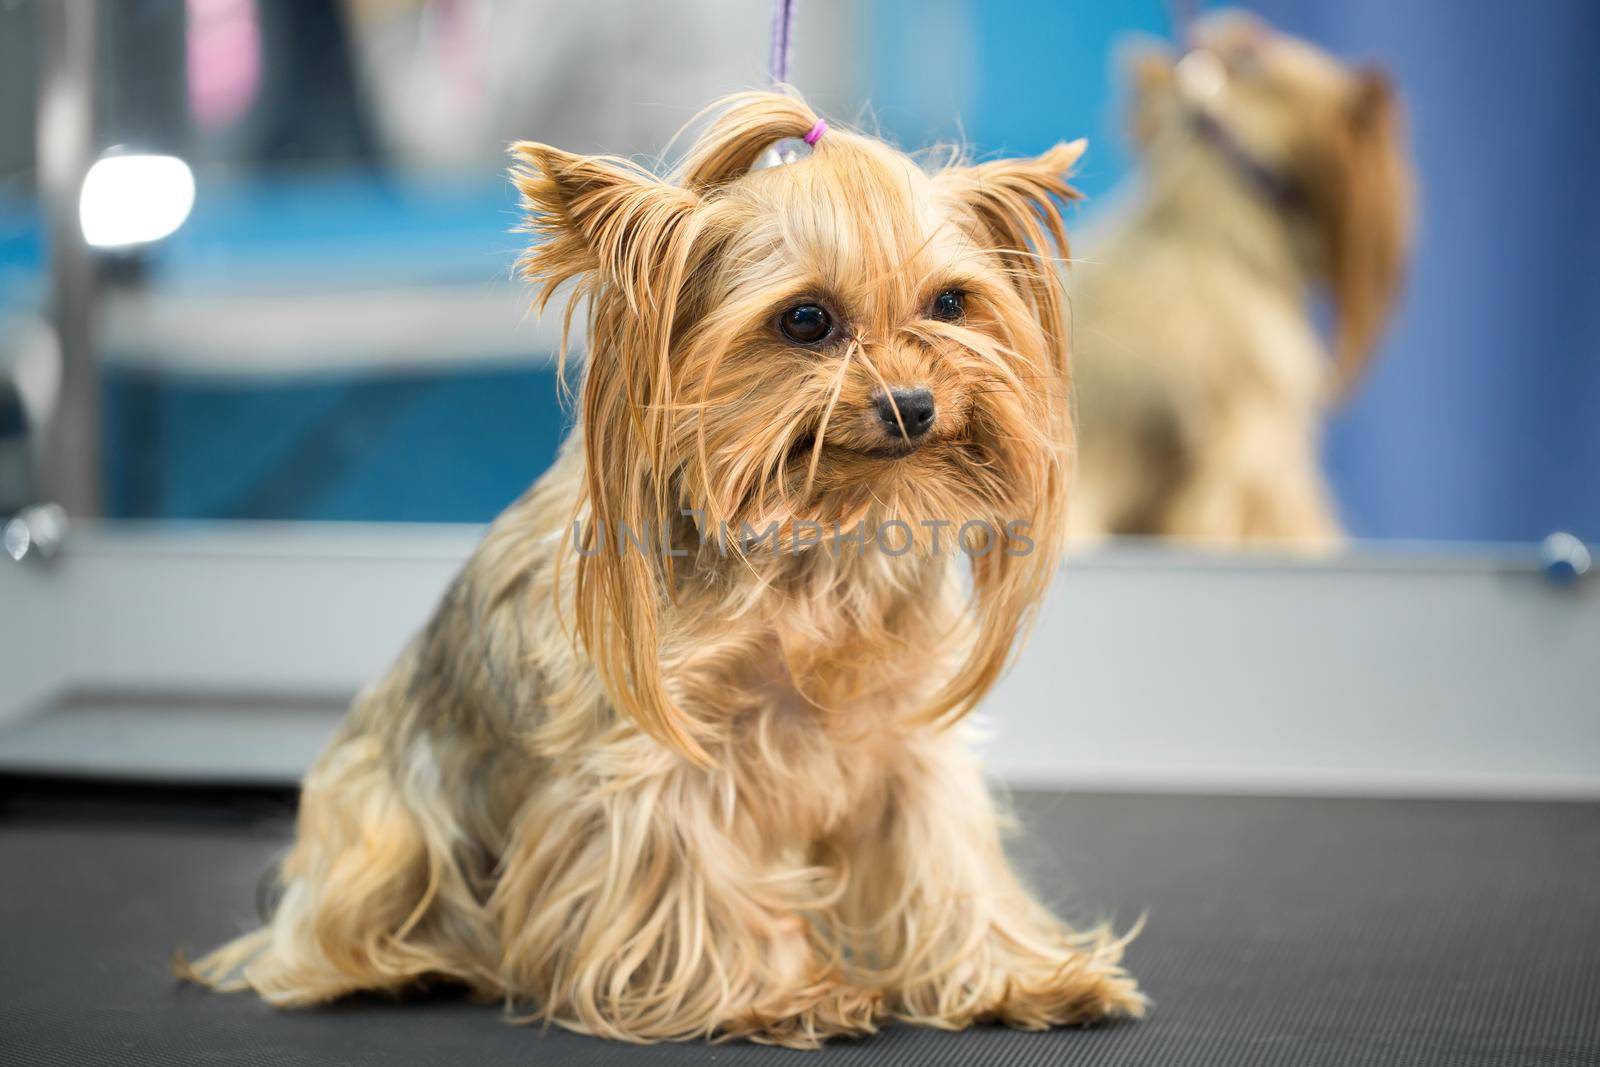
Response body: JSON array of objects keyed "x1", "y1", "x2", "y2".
[
  {"x1": 937, "y1": 141, "x2": 1085, "y2": 356},
  {"x1": 925, "y1": 144, "x2": 1085, "y2": 728}
]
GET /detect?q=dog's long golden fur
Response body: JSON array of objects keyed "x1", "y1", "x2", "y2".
[
  {"x1": 182, "y1": 90, "x2": 1143, "y2": 1046},
  {"x1": 1070, "y1": 12, "x2": 1414, "y2": 545}
]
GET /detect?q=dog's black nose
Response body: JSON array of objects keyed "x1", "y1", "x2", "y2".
[{"x1": 875, "y1": 388, "x2": 936, "y2": 439}]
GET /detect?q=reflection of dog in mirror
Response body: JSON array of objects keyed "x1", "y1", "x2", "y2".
[
  {"x1": 1070, "y1": 11, "x2": 1414, "y2": 545},
  {"x1": 181, "y1": 91, "x2": 1143, "y2": 1046}
]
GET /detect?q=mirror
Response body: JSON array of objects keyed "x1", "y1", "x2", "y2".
[{"x1": 0, "y1": 1, "x2": 1594, "y2": 547}]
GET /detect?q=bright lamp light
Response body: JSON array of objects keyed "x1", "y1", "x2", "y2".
[{"x1": 79, "y1": 154, "x2": 196, "y2": 248}]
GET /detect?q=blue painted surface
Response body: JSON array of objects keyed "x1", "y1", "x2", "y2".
[
  {"x1": 0, "y1": 193, "x2": 43, "y2": 312},
  {"x1": 104, "y1": 366, "x2": 569, "y2": 522},
  {"x1": 1251, "y1": 0, "x2": 1600, "y2": 544}
]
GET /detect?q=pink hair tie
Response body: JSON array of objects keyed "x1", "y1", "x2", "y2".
[{"x1": 803, "y1": 119, "x2": 828, "y2": 146}]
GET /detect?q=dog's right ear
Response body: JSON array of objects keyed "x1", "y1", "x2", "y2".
[
  {"x1": 512, "y1": 143, "x2": 715, "y2": 767},
  {"x1": 512, "y1": 143, "x2": 700, "y2": 319}
]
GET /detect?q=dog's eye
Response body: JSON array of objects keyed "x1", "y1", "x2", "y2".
[
  {"x1": 931, "y1": 289, "x2": 966, "y2": 323},
  {"x1": 779, "y1": 304, "x2": 833, "y2": 345}
]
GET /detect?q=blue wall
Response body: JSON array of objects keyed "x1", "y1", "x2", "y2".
[
  {"x1": 1272, "y1": 0, "x2": 1600, "y2": 544},
  {"x1": 104, "y1": 366, "x2": 568, "y2": 522}
]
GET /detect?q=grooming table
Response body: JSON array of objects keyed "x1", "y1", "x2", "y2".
[{"x1": 2, "y1": 781, "x2": 1595, "y2": 1066}]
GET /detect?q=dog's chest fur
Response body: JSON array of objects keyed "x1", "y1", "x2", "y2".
[{"x1": 657, "y1": 557, "x2": 961, "y2": 845}]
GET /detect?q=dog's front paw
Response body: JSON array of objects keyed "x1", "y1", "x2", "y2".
[
  {"x1": 891, "y1": 938, "x2": 1146, "y2": 1032},
  {"x1": 983, "y1": 962, "x2": 1146, "y2": 1029},
  {"x1": 721, "y1": 982, "x2": 885, "y2": 1049}
]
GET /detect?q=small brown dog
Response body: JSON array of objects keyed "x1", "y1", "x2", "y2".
[
  {"x1": 1070, "y1": 11, "x2": 1414, "y2": 545},
  {"x1": 184, "y1": 91, "x2": 1143, "y2": 1046}
]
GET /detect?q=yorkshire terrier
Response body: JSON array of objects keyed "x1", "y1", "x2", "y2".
[
  {"x1": 1070, "y1": 11, "x2": 1414, "y2": 545},
  {"x1": 183, "y1": 90, "x2": 1143, "y2": 1046}
]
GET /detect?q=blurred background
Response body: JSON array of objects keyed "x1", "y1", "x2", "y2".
[{"x1": 1, "y1": 0, "x2": 1595, "y2": 541}]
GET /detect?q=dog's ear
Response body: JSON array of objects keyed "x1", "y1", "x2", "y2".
[
  {"x1": 512, "y1": 143, "x2": 700, "y2": 322},
  {"x1": 925, "y1": 145, "x2": 1084, "y2": 729},
  {"x1": 937, "y1": 141, "x2": 1084, "y2": 365},
  {"x1": 513, "y1": 144, "x2": 713, "y2": 766},
  {"x1": 1120, "y1": 40, "x2": 1180, "y2": 150},
  {"x1": 1319, "y1": 68, "x2": 1415, "y2": 391}
]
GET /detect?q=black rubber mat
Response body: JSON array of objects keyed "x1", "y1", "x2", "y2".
[{"x1": 1, "y1": 784, "x2": 1596, "y2": 1066}]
